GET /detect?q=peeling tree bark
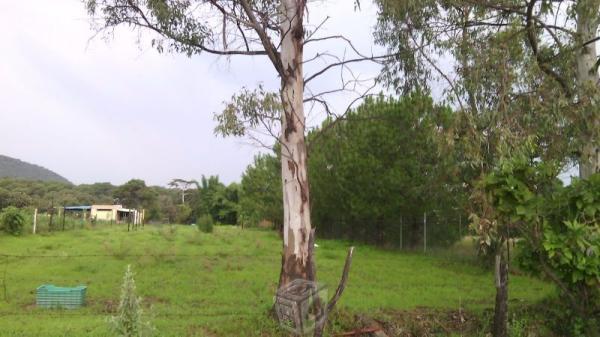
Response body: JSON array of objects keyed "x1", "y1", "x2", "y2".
[
  {"x1": 575, "y1": 1, "x2": 600, "y2": 179},
  {"x1": 278, "y1": 0, "x2": 314, "y2": 287}
]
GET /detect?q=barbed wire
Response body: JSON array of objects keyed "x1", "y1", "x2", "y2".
[
  {"x1": 0, "y1": 253, "x2": 234, "y2": 258},
  {"x1": 0, "y1": 311, "x2": 257, "y2": 318}
]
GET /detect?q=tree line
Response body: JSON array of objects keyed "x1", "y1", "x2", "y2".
[
  {"x1": 238, "y1": 93, "x2": 469, "y2": 248},
  {"x1": 0, "y1": 176, "x2": 240, "y2": 226}
]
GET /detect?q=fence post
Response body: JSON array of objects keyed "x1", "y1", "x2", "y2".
[
  {"x1": 33, "y1": 208, "x2": 38, "y2": 234},
  {"x1": 1, "y1": 262, "x2": 7, "y2": 303},
  {"x1": 423, "y1": 212, "x2": 427, "y2": 253},
  {"x1": 399, "y1": 216, "x2": 403, "y2": 250}
]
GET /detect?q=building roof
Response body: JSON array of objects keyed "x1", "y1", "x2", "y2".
[{"x1": 64, "y1": 206, "x2": 92, "y2": 211}]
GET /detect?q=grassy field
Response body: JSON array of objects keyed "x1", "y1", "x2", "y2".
[{"x1": 0, "y1": 225, "x2": 554, "y2": 336}]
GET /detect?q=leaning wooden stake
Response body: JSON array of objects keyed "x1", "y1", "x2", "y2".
[{"x1": 313, "y1": 246, "x2": 355, "y2": 337}]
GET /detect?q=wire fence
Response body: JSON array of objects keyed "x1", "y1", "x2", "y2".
[{"x1": 0, "y1": 255, "x2": 271, "y2": 328}]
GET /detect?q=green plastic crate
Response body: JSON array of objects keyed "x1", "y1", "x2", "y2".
[{"x1": 36, "y1": 285, "x2": 87, "y2": 309}]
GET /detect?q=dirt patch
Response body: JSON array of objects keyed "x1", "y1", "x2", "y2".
[
  {"x1": 20, "y1": 301, "x2": 37, "y2": 311},
  {"x1": 143, "y1": 296, "x2": 170, "y2": 306},
  {"x1": 84, "y1": 298, "x2": 118, "y2": 313},
  {"x1": 332, "y1": 307, "x2": 480, "y2": 337}
]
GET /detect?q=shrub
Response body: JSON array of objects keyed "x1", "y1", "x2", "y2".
[
  {"x1": 158, "y1": 225, "x2": 177, "y2": 241},
  {"x1": 0, "y1": 207, "x2": 25, "y2": 236},
  {"x1": 104, "y1": 239, "x2": 132, "y2": 260},
  {"x1": 481, "y1": 153, "x2": 600, "y2": 336},
  {"x1": 109, "y1": 265, "x2": 154, "y2": 337},
  {"x1": 175, "y1": 204, "x2": 192, "y2": 224},
  {"x1": 196, "y1": 214, "x2": 214, "y2": 233}
]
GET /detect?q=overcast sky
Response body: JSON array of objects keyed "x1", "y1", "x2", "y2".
[{"x1": 0, "y1": 0, "x2": 384, "y2": 186}]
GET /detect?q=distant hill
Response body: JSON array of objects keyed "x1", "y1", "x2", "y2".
[{"x1": 0, "y1": 155, "x2": 71, "y2": 184}]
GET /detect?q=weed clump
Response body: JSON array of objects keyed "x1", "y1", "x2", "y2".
[
  {"x1": 104, "y1": 240, "x2": 132, "y2": 260},
  {"x1": 196, "y1": 215, "x2": 214, "y2": 233},
  {"x1": 0, "y1": 207, "x2": 25, "y2": 236},
  {"x1": 158, "y1": 225, "x2": 177, "y2": 241},
  {"x1": 109, "y1": 265, "x2": 154, "y2": 337}
]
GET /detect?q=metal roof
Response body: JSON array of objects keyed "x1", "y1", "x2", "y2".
[{"x1": 64, "y1": 206, "x2": 92, "y2": 210}]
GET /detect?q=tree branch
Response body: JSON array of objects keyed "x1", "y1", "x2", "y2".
[
  {"x1": 238, "y1": 0, "x2": 284, "y2": 76},
  {"x1": 313, "y1": 246, "x2": 354, "y2": 337},
  {"x1": 524, "y1": 0, "x2": 572, "y2": 96}
]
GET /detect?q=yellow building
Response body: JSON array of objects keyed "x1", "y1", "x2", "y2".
[
  {"x1": 64, "y1": 205, "x2": 144, "y2": 225},
  {"x1": 90, "y1": 205, "x2": 122, "y2": 221}
]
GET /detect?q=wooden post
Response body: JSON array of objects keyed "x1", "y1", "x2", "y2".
[
  {"x1": 1, "y1": 267, "x2": 7, "y2": 303},
  {"x1": 399, "y1": 216, "x2": 403, "y2": 250},
  {"x1": 82, "y1": 210, "x2": 86, "y2": 229},
  {"x1": 62, "y1": 208, "x2": 66, "y2": 231},
  {"x1": 49, "y1": 211, "x2": 53, "y2": 232},
  {"x1": 423, "y1": 212, "x2": 427, "y2": 253},
  {"x1": 33, "y1": 208, "x2": 38, "y2": 234}
]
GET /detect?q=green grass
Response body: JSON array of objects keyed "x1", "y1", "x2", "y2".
[{"x1": 0, "y1": 225, "x2": 553, "y2": 336}]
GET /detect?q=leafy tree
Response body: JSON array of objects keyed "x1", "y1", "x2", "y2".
[
  {"x1": 309, "y1": 94, "x2": 465, "y2": 247},
  {"x1": 174, "y1": 204, "x2": 192, "y2": 224},
  {"x1": 481, "y1": 153, "x2": 600, "y2": 336},
  {"x1": 373, "y1": 2, "x2": 600, "y2": 334},
  {"x1": 212, "y1": 183, "x2": 240, "y2": 225},
  {"x1": 114, "y1": 179, "x2": 157, "y2": 210},
  {"x1": 374, "y1": 0, "x2": 598, "y2": 178},
  {"x1": 239, "y1": 153, "x2": 283, "y2": 229},
  {"x1": 192, "y1": 177, "x2": 240, "y2": 225},
  {"x1": 167, "y1": 179, "x2": 197, "y2": 204},
  {"x1": 84, "y1": 2, "x2": 372, "y2": 315},
  {"x1": 0, "y1": 188, "x2": 33, "y2": 210}
]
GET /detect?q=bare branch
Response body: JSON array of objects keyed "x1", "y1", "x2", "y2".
[
  {"x1": 524, "y1": 0, "x2": 572, "y2": 96},
  {"x1": 313, "y1": 246, "x2": 354, "y2": 337},
  {"x1": 304, "y1": 54, "x2": 392, "y2": 85},
  {"x1": 238, "y1": 0, "x2": 284, "y2": 76}
]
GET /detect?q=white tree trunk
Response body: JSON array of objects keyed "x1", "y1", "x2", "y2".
[
  {"x1": 278, "y1": 0, "x2": 314, "y2": 286},
  {"x1": 576, "y1": 1, "x2": 600, "y2": 179}
]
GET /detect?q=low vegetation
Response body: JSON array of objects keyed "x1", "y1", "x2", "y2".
[
  {"x1": 0, "y1": 206, "x2": 25, "y2": 236},
  {"x1": 0, "y1": 225, "x2": 553, "y2": 336}
]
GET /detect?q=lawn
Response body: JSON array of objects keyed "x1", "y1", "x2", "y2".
[{"x1": 0, "y1": 225, "x2": 553, "y2": 336}]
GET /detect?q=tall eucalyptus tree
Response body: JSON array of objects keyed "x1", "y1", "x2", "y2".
[
  {"x1": 374, "y1": 1, "x2": 599, "y2": 336},
  {"x1": 84, "y1": 1, "x2": 378, "y2": 333}
]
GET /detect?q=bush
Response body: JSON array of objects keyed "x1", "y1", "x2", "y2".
[
  {"x1": 175, "y1": 204, "x2": 192, "y2": 224},
  {"x1": 158, "y1": 225, "x2": 177, "y2": 241},
  {"x1": 196, "y1": 214, "x2": 214, "y2": 233},
  {"x1": 109, "y1": 265, "x2": 154, "y2": 337},
  {"x1": 481, "y1": 153, "x2": 600, "y2": 336},
  {"x1": 0, "y1": 206, "x2": 25, "y2": 236}
]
